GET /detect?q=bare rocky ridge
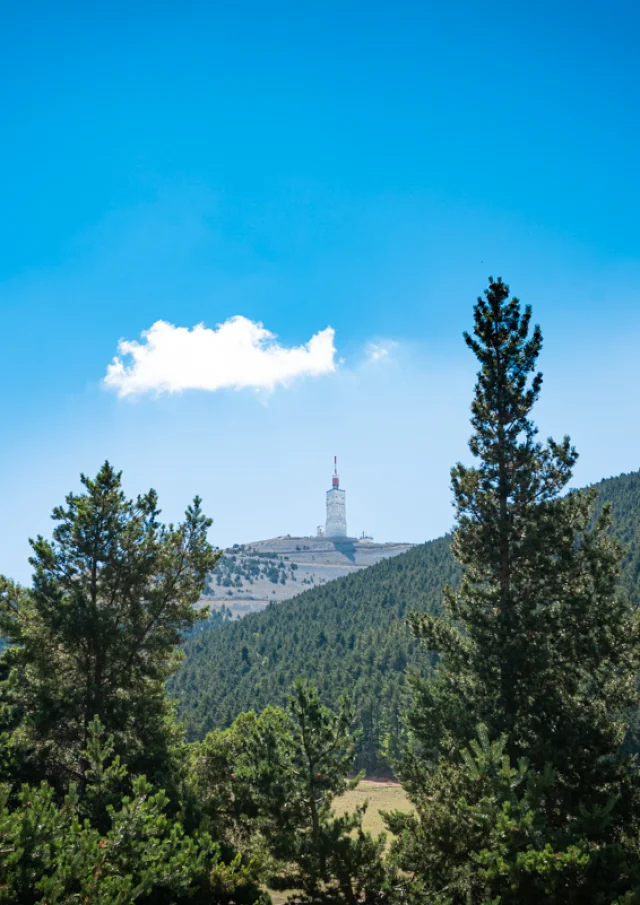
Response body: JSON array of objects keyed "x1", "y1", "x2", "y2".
[{"x1": 203, "y1": 535, "x2": 415, "y2": 617}]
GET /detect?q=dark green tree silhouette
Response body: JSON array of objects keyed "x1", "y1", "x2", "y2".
[
  {"x1": 408, "y1": 277, "x2": 640, "y2": 798},
  {"x1": 393, "y1": 279, "x2": 640, "y2": 902},
  {"x1": 0, "y1": 461, "x2": 219, "y2": 789}
]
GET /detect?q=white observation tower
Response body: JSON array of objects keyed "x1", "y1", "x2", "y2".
[{"x1": 325, "y1": 456, "x2": 347, "y2": 537}]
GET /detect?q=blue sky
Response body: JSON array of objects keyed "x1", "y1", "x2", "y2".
[{"x1": 1, "y1": 0, "x2": 639, "y2": 582}]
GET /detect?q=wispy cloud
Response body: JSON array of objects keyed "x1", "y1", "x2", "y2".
[
  {"x1": 365, "y1": 340, "x2": 397, "y2": 363},
  {"x1": 104, "y1": 316, "x2": 337, "y2": 397}
]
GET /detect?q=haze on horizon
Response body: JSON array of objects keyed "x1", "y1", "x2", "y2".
[{"x1": 1, "y1": 0, "x2": 639, "y2": 584}]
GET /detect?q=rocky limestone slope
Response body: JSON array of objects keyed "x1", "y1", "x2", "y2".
[{"x1": 203, "y1": 535, "x2": 414, "y2": 617}]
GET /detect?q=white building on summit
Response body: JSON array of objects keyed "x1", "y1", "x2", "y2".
[{"x1": 324, "y1": 457, "x2": 347, "y2": 537}]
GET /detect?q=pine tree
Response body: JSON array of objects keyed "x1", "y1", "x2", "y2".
[
  {"x1": 194, "y1": 682, "x2": 389, "y2": 904},
  {"x1": 0, "y1": 719, "x2": 268, "y2": 905},
  {"x1": 407, "y1": 277, "x2": 640, "y2": 800},
  {"x1": 392, "y1": 279, "x2": 640, "y2": 902},
  {"x1": 278, "y1": 681, "x2": 388, "y2": 905},
  {"x1": 0, "y1": 462, "x2": 219, "y2": 789}
]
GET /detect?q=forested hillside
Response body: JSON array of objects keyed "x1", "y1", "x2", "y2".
[
  {"x1": 593, "y1": 470, "x2": 640, "y2": 605},
  {"x1": 171, "y1": 534, "x2": 457, "y2": 769},
  {"x1": 170, "y1": 469, "x2": 640, "y2": 769}
]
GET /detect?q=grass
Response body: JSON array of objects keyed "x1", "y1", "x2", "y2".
[{"x1": 333, "y1": 779, "x2": 412, "y2": 838}]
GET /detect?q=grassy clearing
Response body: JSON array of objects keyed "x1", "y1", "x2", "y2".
[{"x1": 333, "y1": 780, "x2": 412, "y2": 838}]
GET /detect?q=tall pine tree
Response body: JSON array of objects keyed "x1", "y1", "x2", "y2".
[
  {"x1": 390, "y1": 279, "x2": 640, "y2": 903},
  {"x1": 407, "y1": 278, "x2": 640, "y2": 800}
]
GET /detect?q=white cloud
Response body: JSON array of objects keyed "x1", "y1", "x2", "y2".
[
  {"x1": 365, "y1": 340, "x2": 397, "y2": 363},
  {"x1": 104, "y1": 316, "x2": 337, "y2": 397}
]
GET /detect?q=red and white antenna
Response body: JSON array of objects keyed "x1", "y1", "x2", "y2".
[{"x1": 332, "y1": 456, "x2": 339, "y2": 488}]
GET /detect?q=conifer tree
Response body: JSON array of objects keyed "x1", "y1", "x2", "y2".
[
  {"x1": 278, "y1": 681, "x2": 388, "y2": 905},
  {"x1": 407, "y1": 277, "x2": 640, "y2": 802},
  {"x1": 0, "y1": 462, "x2": 218, "y2": 788},
  {"x1": 0, "y1": 719, "x2": 267, "y2": 905},
  {"x1": 390, "y1": 279, "x2": 640, "y2": 902},
  {"x1": 195, "y1": 682, "x2": 388, "y2": 904}
]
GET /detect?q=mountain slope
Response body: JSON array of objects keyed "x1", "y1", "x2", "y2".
[
  {"x1": 592, "y1": 470, "x2": 640, "y2": 606},
  {"x1": 171, "y1": 534, "x2": 457, "y2": 768},
  {"x1": 170, "y1": 470, "x2": 640, "y2": 769},
  {"x1": 203, "y1": 536, "x2": 414, "y2": 617}
]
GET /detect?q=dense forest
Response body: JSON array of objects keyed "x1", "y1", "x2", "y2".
[{"x1": 170, "y1": 469, "x2": 640, "y2": 770}]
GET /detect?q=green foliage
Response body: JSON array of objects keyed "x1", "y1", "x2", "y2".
[
  {"x1": 0, "y1": 719, "x2": 266, "y2": 905},
  {"x1": 287, "y1": 680, "x2": 362, "y2": 836},
  {"x1": 386, "y1": 726, "x2": 636, "y2": 905},
  {"x1": 394, "y1": 278, "x2": 640, "y2": 903},
  {"x1": 406, "y1": 278, "x2": 640, "y2": 797},
  {"x1": 191, "y1": 706, "x2": 294, "y2": 859},
  {"x1": 0, "y1": 461, "x2": 219, "y2": 789},
  {"x1": 0, "y1": 466, "x2": 271, "y2": 903},
  {"x1": 289, "y1": 805, "x2": 388, "y2": 905},
  {"x1": 184, "y1": 604, "x2": 234, "y2": 638},
  {"x1": 592, "y1": 470, "x2": 640, "y2": 608},
  {"x1": 193, "y1": 682, "x2": 389, "y2": 904}
]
